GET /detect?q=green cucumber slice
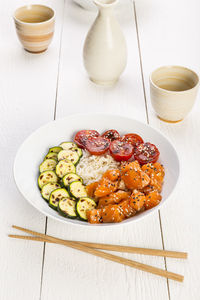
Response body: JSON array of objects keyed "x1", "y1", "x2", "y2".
[
  {"x1": 38, "y1": 171, "x2": 58, "y2": 189},
  {"x1": 39, "y1": 159, "x2": 57, "y2": 173},
  {"x1": 49, "y1": 188, "x2": 69, "y2": 210},
  {"x1": 58, "y1": 197, "x2": 77, "y2": 218},
  {"x1": 76, "y1": 197, "x2": 97, "y2": 220},
  {"x1": 41, "y1": 182, "x2": 61, "y2": 201},
  {"x1": 56, "y1": 159, "x2": 76, "y2": 178}
]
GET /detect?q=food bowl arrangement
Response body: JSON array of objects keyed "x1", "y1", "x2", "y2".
[{"x1": 14, "y1": 113, "x2": 180, "y2": 226}]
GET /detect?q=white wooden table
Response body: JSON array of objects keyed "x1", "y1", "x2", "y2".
[{"x1": 1, "y1": 0, "x2": 200, "y2": 299}]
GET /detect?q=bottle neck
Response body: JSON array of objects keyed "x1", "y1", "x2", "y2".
[
  {"x1": 94, "y1": 0, "x2": 117, "y2": 14},
  {"x1": 98, "y1": 7, "x2": 114, "y2": 18}
]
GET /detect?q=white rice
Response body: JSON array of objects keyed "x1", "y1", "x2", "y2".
[{"x1": 76, "y1": 150, "x2": 120, "y2": 185}]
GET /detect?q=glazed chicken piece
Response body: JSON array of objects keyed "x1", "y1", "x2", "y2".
[
  {"x1": 97, "y1": 190, "x2": 130, "y2": 208},
  {"x1": 121, "y1": 161, "x2": 150, "y2": 190}
]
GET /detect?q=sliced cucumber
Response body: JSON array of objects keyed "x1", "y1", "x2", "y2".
[
  {"x1": 59, "y1": 142, "x2": 77, "y2": 150},
  {"x1": 45, "y1": 152, "x2": 58, "y2": 161},
  {"x1": 57, "y1": 150, "x2": 79, "y2": 165},
  {"x1": 58, "y1": 197, "x2": 77, "y2": 218},
  {"x1": 49, "y1": 188, "x2": 69, "y2": 210},
  {"x1": 39, "y1": 159, "x2": 57, "y2": 173},
  {"x1": 38, "y1": 171, "x2": 58, "y2": 189},
  {"x1": 69, "y1": 181, "x2": 87, "y2": 198},
  {"x1": 41, "y1": 182, "x2": 61, "y2": 201},
  {"x1": 76, "y1": 197, "x2": 97, "y2": 220},
  {"x1": 56, "y1": 159, "x2": 76, "y2": 178},
  {"x1": 48, "y1": 146, "x2": 62, "y2": 154},
  {"x1": 62, "y1": 173, "x2": 83, "y2": 187}
]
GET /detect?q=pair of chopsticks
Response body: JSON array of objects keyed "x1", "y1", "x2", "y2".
[{"x1": 9, "y1": 225, "x2": 187, "y2": 282}]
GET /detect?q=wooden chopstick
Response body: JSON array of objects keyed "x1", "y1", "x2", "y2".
[
  {"x1": 10, "y1": 225, "x2": 184, "y2": 282},
  {"x1": 9, "y1": 232, "x2": 187, "y2": 259},
  {"x1": 9, "y1": 233, "x2": 183, "y2": 282}
]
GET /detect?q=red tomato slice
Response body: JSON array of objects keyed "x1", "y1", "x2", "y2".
[
  {"x1": 128, "y1": 154, "x2": 135, "y2": 162},
  {"x1": 102, "y1": 130, "x2": 120, "y2": 141},
  {"x1": 85, "y1": 136, "x2": 110, "y2": 155},
  {"x1": 74, "y1": 130, "x2": 99, "y2": 148},
  {"x1": 134, "y1": 142, "x2": 160, "y2": 165},
  {"x1": 109, "y1": 140, "x2": 133, "y2": 162},
  {"x1": 122, "y1": 133, "x2": 143, "y2": 148}
]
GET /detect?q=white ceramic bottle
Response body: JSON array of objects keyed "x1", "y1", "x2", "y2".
[{"x1": 83, "y1": 0, "x2": 127, "y2": 86}]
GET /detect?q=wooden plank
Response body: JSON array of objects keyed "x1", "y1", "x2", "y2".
[
  {"x1": 41, "y1": 2, "x2": 169, "y2": 300},
  {"x1": 0, "y1": 0, "x2": 64, "y2": 299},
  {"x1": 135, "y1": 0, "x2": 200, "y2": 299}
]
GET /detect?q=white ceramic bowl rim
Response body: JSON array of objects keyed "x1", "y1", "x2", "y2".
[
  {"x1": 94, "y1": 0, "x2": 118, "y2": 8},
  {"x1": 13, "y1": 4, "x2": 55, "y2": 26},
  {"x1": 150, "y1": 65, "x2": 200, "y2": 94},
  {"x1": 14, "y1": 113, "x2": 180, "y2": 227}
]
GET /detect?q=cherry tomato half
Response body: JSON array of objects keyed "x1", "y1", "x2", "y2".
[
  {"x1": 85, "y1": 136, "x2": 110, "y2": 155},
  {"x1": 102, "y1": 129, "x2": 120, "y2": 141},
  {"x1": 109, "y1": 140, "x2": 134, "y2": 162},
  {"x1": 134, "y1": 142, "x2": 160, "y2": 165},
  {"x1": 122, "y1": 133, "x2": 143, "y2": 148},
  {"x1": 128, "y1": 154, "x2": 135, "y2": 162},
  {"x1": 74, "y1": 130, "x2": 99, "y2": 149}
]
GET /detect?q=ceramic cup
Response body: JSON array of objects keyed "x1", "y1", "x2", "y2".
[
  {"x1": 13, "y1": 5, "x2": 55, "y2": 53},
  {"x1": 150, "y1": 66, "x2": 199, "y2": 122}
]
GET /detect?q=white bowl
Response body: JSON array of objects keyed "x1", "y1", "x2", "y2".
[
  {"x1": 73, "y1": 0, "x2": 129, "y2": 11},
  {"x1": 14, "y1": 113, "x2": 180, "y2": 227},
  {"x1": 73, "y1": 0, "x2": 97, "y2": 10}
]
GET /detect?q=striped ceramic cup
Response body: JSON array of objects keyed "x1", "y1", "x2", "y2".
[{"x1": 13, "y1": 5, "x2": 55, "y2": 53}]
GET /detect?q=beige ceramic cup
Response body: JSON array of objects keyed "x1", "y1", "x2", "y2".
[
  {"x1": 13, "y1": 5, "x2": 55, "y2": 53},
  {"x1": 150, "y1": 66, "x2": 199, "y2": 122}
]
